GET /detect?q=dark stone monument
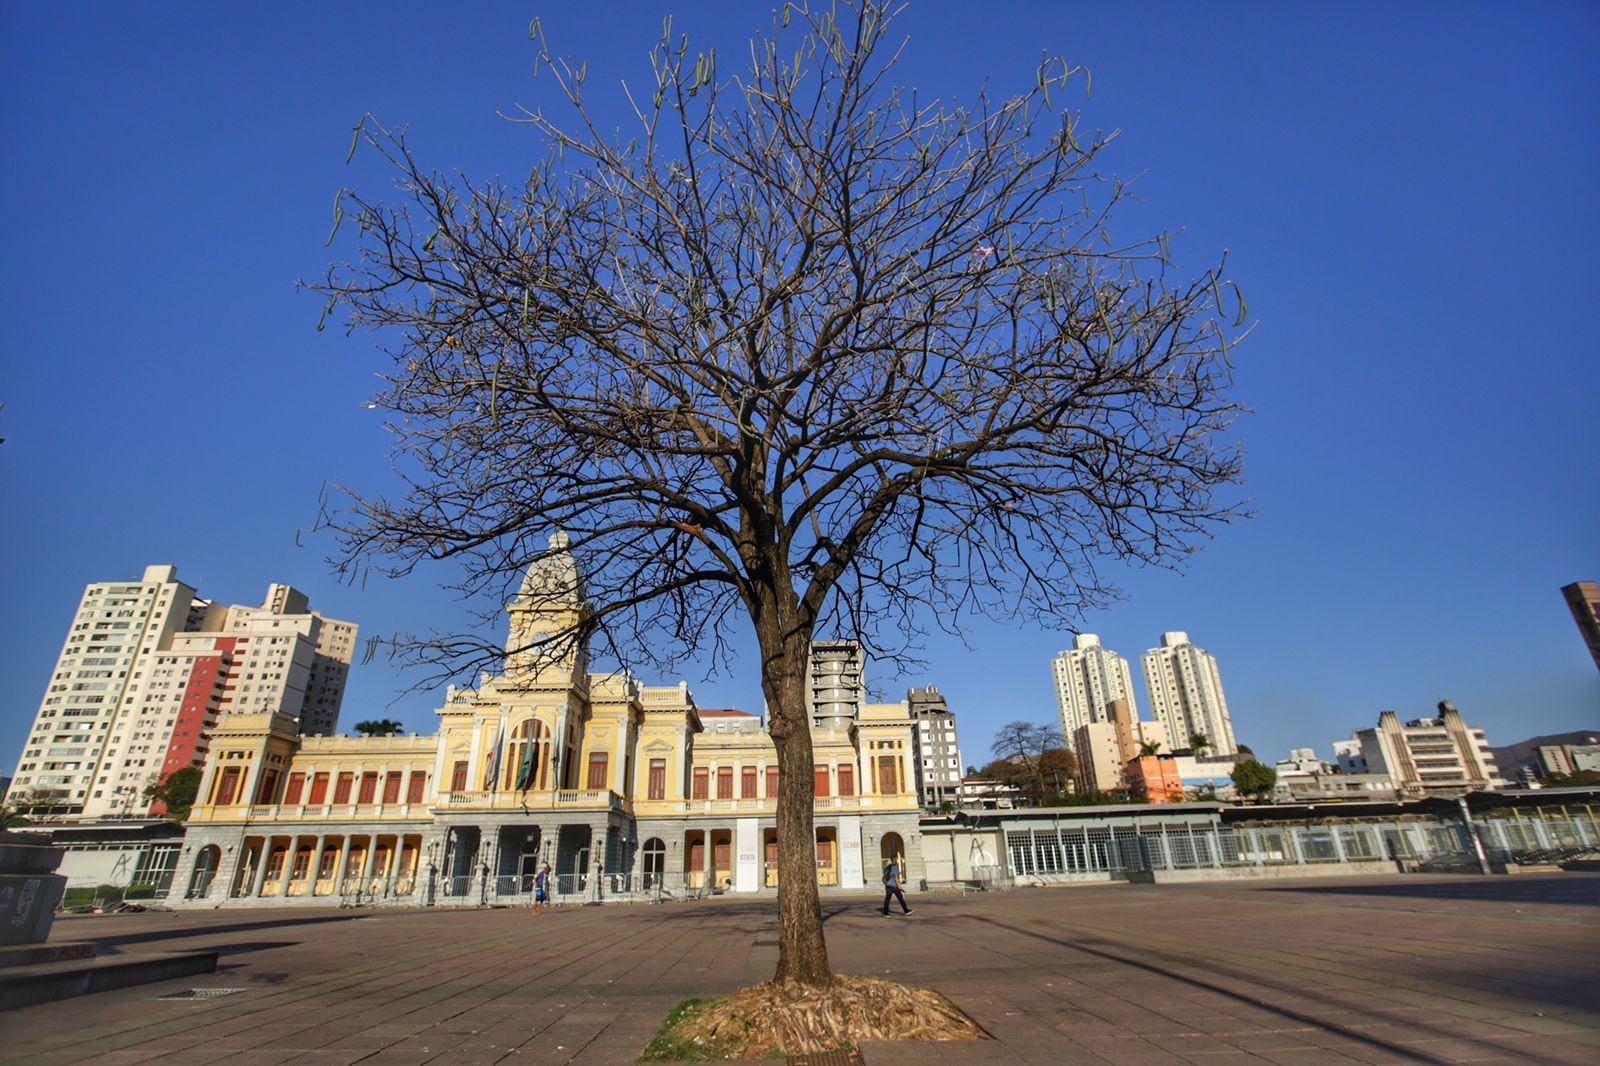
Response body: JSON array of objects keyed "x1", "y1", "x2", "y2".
[
  {"x1": 0, "y1": 829, "x2": 219, "y2": 1007},
  {"x1": 0, "y1": 829, "x2": 68, "y2": 946}
]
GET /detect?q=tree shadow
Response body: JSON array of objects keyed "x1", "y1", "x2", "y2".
[{"x1": 972, "y1": 914, "x2": 1575, "y2": 1061}]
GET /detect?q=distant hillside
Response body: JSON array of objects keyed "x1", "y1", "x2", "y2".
[{"x1": 1492, "y1": 730, "x2": 1600, "y2": 772}]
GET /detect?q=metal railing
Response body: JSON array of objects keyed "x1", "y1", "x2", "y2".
[{"x1": 998, "y1": 811, "x2": 1600, "y2": 881}]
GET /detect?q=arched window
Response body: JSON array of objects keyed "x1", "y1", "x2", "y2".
[
  {"x1": 185, "y1": 845, "x2": 221, "y2": 899},
  {"x1": 506, "y1": 718, "x2": 550, "y2": 791},
  {"x1": 642, "y1": 838, "x2": 665, "y2": 888},
  {"x1": 880, "y1": 832, "x2": 905, "y2": 872}
]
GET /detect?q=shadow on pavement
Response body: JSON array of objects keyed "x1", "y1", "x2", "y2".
[
  {"x1": 971, "y1": 914, "x2": 1548, "y2": 1062},
  {"x1": 1261, "y1": 875, "x2": 1599, "y2": 906},
  {"x1": 80, "y1": 913, "x2": 369, "y2": 949}
]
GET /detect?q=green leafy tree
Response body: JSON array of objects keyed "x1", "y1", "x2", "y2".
[
  {"x1": 1189, "y1": 732, "x2": 1212, "y2": 756},
  {"x1": 314, "y1": 1, "x2": 1244, "y2": 993},
  {"x1": 143, "y1": 766, "x2": 203, "y2": 822},
  {"x1": 354, "y1": 719, "x2": 406, "y2": 736},
  {"x1": 1138, "y1": 739, "x2": 1162, "y2": 756},
  {"x1": 1230, "y1": 758, "x2": 1277, "y2": 802}
]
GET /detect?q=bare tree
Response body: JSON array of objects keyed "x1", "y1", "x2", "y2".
[
  {"x1": 990, "y1": 721, "x2": 1067, "y2": 797},
  {"x1": 313, "y1": 1, "x2": 1245, "y2": 991}
]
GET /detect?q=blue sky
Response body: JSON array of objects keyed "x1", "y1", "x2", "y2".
[{"x1": 2, "y1": 1, "x2": 1596, "y2": 775}]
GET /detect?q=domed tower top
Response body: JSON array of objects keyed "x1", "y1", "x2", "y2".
[{"x1": 505, "y1": 530, "x2": 587, "y2": 683}]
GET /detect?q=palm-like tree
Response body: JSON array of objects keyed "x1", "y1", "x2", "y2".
[
  {"x1": 354, "y1": 719, "x2": 405, "y2": 737},
  {"x1": 1189, "y1": 732, "x2": 1212, "y2": 756},
  {"x1": 1138, "y1": 739, "x2": 1163, "y2": 757}
]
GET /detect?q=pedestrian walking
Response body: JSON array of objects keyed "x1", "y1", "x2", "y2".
[
  {"x1": 880, "y1": 858, "x2": 913, "y2": 916},
  {"x1": 533, "y1": 862, "x2": 551, "y2": 915}
]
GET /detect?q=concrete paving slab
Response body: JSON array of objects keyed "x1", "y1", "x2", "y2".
[{"x1": 2, "y1": 873, "x2": 1594, "y2": 1064}]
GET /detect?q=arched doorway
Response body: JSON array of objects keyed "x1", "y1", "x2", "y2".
[
  {"x1": 880, "y1": 832, "x2": 905, "y2": 877},
  {"x1": 642, "y1": 838, "x2": 665, "y2": 888},
  {"x1": 516, "y1": 828, "x2": 543, "y2": 890},
  {"x1": 185, "y1": 845, "x2": 221, "y2": 899},
  {"x1": 815, "y1": 828, "x2": 838, "y2": 886}
]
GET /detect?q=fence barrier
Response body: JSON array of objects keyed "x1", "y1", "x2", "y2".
[{"x1": 998, "y1": 810, "x2": 1600, "y2": 883}]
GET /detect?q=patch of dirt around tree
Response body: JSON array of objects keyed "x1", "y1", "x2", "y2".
[{"x1": 645, "y1": 975, "x2": 983, "y2": 1060}]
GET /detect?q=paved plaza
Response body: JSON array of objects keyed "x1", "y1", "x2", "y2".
[{"x1": 5, "y1": 873, "x2": 1598, "y2": 1064}]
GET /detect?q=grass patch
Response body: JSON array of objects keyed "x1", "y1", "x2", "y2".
[{"x1": 640, "y1": 997, "x2": 782, "y2": 1061}]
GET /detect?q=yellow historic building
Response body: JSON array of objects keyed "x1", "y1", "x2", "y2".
[{"x1": 175, "y1": 535, "x2": 924, "y2": 906}]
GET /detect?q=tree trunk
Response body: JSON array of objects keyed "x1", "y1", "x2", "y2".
[{"x1": 759, "y1": 624, "x2": 832, "y2": 988}]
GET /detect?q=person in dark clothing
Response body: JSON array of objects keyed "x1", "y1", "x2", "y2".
[{"x1": 880, "y1": 859, "x2": 913, "y2": 915}]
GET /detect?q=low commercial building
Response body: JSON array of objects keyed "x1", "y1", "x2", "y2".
[
  {"x1": 9, "y1": 820, "x2": 185, "y2": 894},
  {"x1": 919, "y1": 789, "x2": 1600, "y2": 888},
  {"x1": 1126, "y1": 754, "x2": 1185, "y2": 804},
  {"x1": 1535, "y1": 741, "x2": 1600, "y2": 779},
  {"x1": 1171, "y1": 753, "x2": 1243, "y2": 799},
  {"x1": 1272, "y1": 747, "x2": 1396, "y2": 803},
  {"x1": 1272, "y1": 772, "x2": 1396, "y2": 803}
]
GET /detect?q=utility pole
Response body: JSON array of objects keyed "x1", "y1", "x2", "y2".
[{"x1": 1457, "y1": 794, "x2": 1492, "y2": 875}]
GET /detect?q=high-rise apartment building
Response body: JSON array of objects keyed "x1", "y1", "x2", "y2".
[
  {"x1": 806, "y1": 641, "x2": 865, "y2": 730},
  {"x1": 907, "y1": 685, "x2": 963, "y2": 808},
  {"x1": 10, "y1": 567, "x2": 357, "y2": 820},
  {"x1": 1141, "y1": 631, "x2": 1238, "y2": 756},
  {"x1": 1561, "y1": 581, "x2": 1600, "y2": 675},
  {"x1": 1346, "y1": 702, "x2": 1506, "y2": 797},
  {"x1": 10, "y1": 566, "x2": 199, "y2": 817},
  {"x1": 1051, "y1": 634, "x2": 1139, "y2": 738}
]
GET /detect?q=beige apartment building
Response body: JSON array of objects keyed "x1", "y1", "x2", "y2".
[
  {"x1": 1073, "y1": 697, "x2": 1170, "y2": 794},
  {"x1": 1141, "y1": 632, "x2": 1239, "y2": 756},
  {"x1": 10, "y1": 567, "x2": 357, "y2": 820},
  {"x1": 1346, "y1": 702, "x2": 1507, "y2": 797}
]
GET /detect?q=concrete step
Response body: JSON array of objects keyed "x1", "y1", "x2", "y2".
[
  {"x1": 0, "y1": 949, "x2": 218, "y2": 1010},
  {"x1": 0, "y1": 942, "x2": 95, "y2": 969}
]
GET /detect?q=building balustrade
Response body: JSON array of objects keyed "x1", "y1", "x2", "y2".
[
  {"x1": 439, "y1": 788, "x2": 625, "y2": 810},
  {"x1": 227, "y1": 802, "x2": 424, "y2": 821},
  {"x1": 675, "y1": 794, "x2": 894, "y2": 815}
]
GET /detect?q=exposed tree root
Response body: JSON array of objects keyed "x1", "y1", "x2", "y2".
[{"x1": 667, "y1": 975, "x2": 982, "y2": 1059}]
